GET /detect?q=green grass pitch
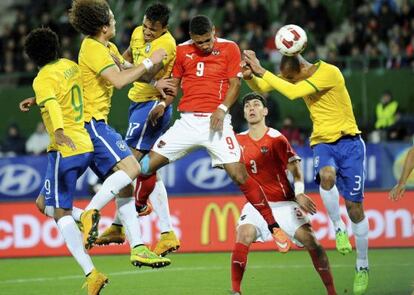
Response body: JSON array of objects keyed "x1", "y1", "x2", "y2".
[{"x1": 1, "y1": 249, "x2": 413, "y2": 295}]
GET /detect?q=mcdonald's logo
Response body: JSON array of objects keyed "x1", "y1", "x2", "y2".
[{"x1": 201, "y1": 202, "x2": 240, "y2": 245}]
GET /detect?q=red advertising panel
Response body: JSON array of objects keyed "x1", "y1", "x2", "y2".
[{"x1": 1, "y1": 192, "x2": 413, "y2": 258}]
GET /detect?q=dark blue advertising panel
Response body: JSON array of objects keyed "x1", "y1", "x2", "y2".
[
  {"x1": 0, "y1": 155, "x2": 90, "y2": 201},
  {"x1": 0, "y1": 143, "x2": 408, "y2": 200}
]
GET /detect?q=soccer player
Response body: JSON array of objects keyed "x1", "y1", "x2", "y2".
[
  {"x1": 68, "y1": 0, "x2": 170, "y2": 268},
  {"x1": 139, "y1": 15, "x2": 291, "y2": 251},
  {"x1": 95, "y1": 3, "x2": 180, "y2": 257},
  {"x1": 389, "y1": 146, "x2": 414, "y2": 201},
  {"x1": 24, "y1": 27, "x2": 107, "y2": 295},
  {"x1": 242, "y1": 50, "x2": 369, "y2": 294},
  {"x1": 231, "y1": 92, "x2": 336, "y2": 295},
  {"x1": 20, "y1": 2, "x2": 169, "y2": 266}
]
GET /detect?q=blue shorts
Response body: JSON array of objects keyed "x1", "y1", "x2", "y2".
[
  {"x1": 85, "y1": 119, "x2": 132, "y2": 179},
  {"x1": 125, "y1": 101, "x2": 172, "y2": 152},
  {"x1": 41, "y1": 152, "x2": 92, "y2": 209},
  {"x1": 313, "y1": 135, "x2": 366, "y2": 202}
]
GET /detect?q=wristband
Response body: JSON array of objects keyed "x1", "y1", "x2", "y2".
[
  {"x1": 150, "y1": 79, "x2": 158, "y2": 87},
  {"x1": 142, "y1": 58, "x2": 154, "y2": 71},
  {"x1": 218, "y1": 103, "x2": 228, "y2": 113},
  {"x1": 294, "y1": 182, "x2": 305, "y2": 196},
  {"x1": 158, "y1": 101, "x2": 166, "y2": 108}
]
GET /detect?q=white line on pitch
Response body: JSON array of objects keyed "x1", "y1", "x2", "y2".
[{"x1": 0, "y1": 263, "x2": 413, "y2": 285}]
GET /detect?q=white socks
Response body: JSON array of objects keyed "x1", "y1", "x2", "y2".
[
  {"x1": 150, "y1": 176, "x2": 173, "y2": 233},
  {"x1": 86, "y1": 170, "x2": 133, "y2": 211},
  {"x1": 319, "y1": 185, "x2": 346, "y2": 232},
  {"x1": 72, "y1": 207, "x2": 84, "y2": 221},
  {"x1": 352, "y1": 217, "x2": 369, "y2": 269},
  {"x1": 116, "y1": 197, "x2": 143, "y2": 248},
  {"x1": 57, "y1": 216, "x2": 94, "y2": 275}
]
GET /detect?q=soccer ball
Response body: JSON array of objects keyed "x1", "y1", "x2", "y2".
[{"x1": 275, "y1": 24, "x2": 307, "y2": 56}]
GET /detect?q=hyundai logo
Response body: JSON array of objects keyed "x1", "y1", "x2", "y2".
[
  {"x1": 186, "y1": 158, "x2": 233, "y2": 189},
  {"x1": 0, "y1": 164, "x2": 41, "y2": 196}
]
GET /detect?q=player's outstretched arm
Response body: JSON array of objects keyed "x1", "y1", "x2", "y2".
[
  {"x1": 241, "y1": 60, "x2": 274, "y2": 93},
  {"x1": 390, "y1": 146, "x2": 414, "y2": 201},
  {"x1": 243, "y1": 50, "x2": 316, "y2": 100},
  {"x1": 19, "y1": 97, "x2": 36, "y2": 112},
  {"x1": 101, "y1": 48, "x2": 167, "y2": 89},
  {"x1": 288, "y1": 159, "x2": 316, "y2": 214}
]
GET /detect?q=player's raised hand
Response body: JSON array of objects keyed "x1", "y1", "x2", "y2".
[
  {"x1": 243, "y1": 50, "x2": 266, "y2": 78},
  {"x1": 389, "y1": 184, "x2": 406, "y2": 201},
  {"x1": 55, "y1": 129, "x2": 76, "y2": 150},
  {"x1": 210, "y1": 108, "x2": 225, "y2": 132},
  {"x1": 296, "y1": 193, "x2": 317, "y2": 215},
  {"x1": 150, "y1": 48, "x2": 167, "y2": 65},
  {"x1": 240, "y1": 60, "x2": 253, "y2": 80},
  {"x1": 155, "y1": 78, "x2": 177, "y2": 98},
  {"x1": 19, "y1": 97, "x2": 36, "y2": 112}
]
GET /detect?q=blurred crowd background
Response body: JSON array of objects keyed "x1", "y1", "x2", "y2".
[{"x1": 1, "y1": 0, "x2": 414, "y2": 156}]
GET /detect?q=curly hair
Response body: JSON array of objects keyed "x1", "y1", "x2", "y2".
[
  {"x1": 69, "y1": 0, "x2": 111, "y2": 36},
  {"x1": 24, "y1": 27, "x2": 59, "y2": 67},
  {"x1": 145, "y1": 3, "x2": 170, "y2": 27}
]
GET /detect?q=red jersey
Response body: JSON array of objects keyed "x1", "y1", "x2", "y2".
[
  {"x1": 237, "y1": 128, "x2": 301, "y2": 202},
  {"x1": 172, "y1": 38, "x2": 241, "y2": 113}
]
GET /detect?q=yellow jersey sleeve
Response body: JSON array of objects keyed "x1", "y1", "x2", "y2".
[
  {"x1": 33, "y1": 59, "x2": 93, "y2": 157},
  {"x1": 79, "y1": 37, "x2": 117, "y2": 122},
  {"x1": 34, "y1": 74, "x2": 64, "y2": 131},
  {"x1": 128, "y1": 27, "x2": 176, "y2": 102}
]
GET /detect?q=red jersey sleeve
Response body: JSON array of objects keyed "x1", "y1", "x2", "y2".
[
  {"x1": 226, "y1": 42, "x2": 241, "y2": 78},
  {"x1": 273, "y1": 135, "x2": 300, "y2": 166},
  {"x1": 172, "y1": 46, "x2": 184, "y2": 78}
]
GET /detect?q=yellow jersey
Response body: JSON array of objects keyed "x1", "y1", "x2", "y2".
[
  {"x1": 33, "y1": 58, "x2": 93, "y2": 157},
  {"x1": 246, "y1": 61, "x2": 361, "y2": 146},
  {"x1": 128, "y1": 26, "x2": 176, "y2": 102},
  {"x1": 78, "y1": 37, "x2": 124, "y2": 122}
]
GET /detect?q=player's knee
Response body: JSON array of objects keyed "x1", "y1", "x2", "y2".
[
  {"x1": 35, "y1": 195, "x2": 45, "y2": 214},
  {"x1": 302, "y1": 236, "x2": 319, "y2": 250},
  {"x1": 118, "y1": 155, "x2": 140, "y2": 179},
  {"x1": 346, "y1": 203, "x2": 365, "y2": 223},
  {"x1": 229, "y1": 169, "x2": 248, "y2": 186},
  {"x1": 319, "y1": 169, "x2": 336, "y2": 190},
  {"x1": 236, "y1": 225, "x2": 256, "y2": 245},
  {"x1": 139, "y1": 154, "x2": 151, "y2": 175}
]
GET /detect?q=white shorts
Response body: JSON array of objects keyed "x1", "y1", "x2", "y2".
[
  {"x1": 152, "y1": 112, "x2": 241, "y2": 167},
  {"x1": 237, "y1": 201, "x2": 310, "y2": 246}
]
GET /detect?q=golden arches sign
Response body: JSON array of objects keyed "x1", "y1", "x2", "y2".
[{"x1": 201, "y1": 202, "x2": 240, "y2": 245}]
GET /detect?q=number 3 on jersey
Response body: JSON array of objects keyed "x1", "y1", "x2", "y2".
[
  {"x1": 196, "y1": 62, "x2": 204, "y2": 77},
  {"x1": 250, "y1": 160, "x2": 257, "y2": 174}
]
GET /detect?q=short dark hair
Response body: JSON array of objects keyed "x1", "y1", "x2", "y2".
[
  {"x1": 242, "y1": 92, "x2": 267, "y2": 107},
  {"x1": 189, "y1": 15, "x2": 213, "y2": 35},
  {"x1": 24, "y1": 27, "x2": 59, "y2": 67},
  {"x1": 145, "y1": 3, "x2": 170, "y2": 27},
  {"x1": 280, "y1": 55, "x2": 301, "y2": 74},
  {"x1": 69, "y1": 0, "x2": 111, "y2": 36}
]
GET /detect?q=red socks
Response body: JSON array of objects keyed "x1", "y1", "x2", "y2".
[
  {"x1": 308, "y1": 248, "x2": 337, "y2": 295},
  {"x1": 231, "y1": 242, "x2": 249, "y2": 293},
  {"x1": 239, "y1": 176, "x2": 277, "y2": 228},
  {"x1": 134, "y1": 173, "x2": 157, "y2": 207}
]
